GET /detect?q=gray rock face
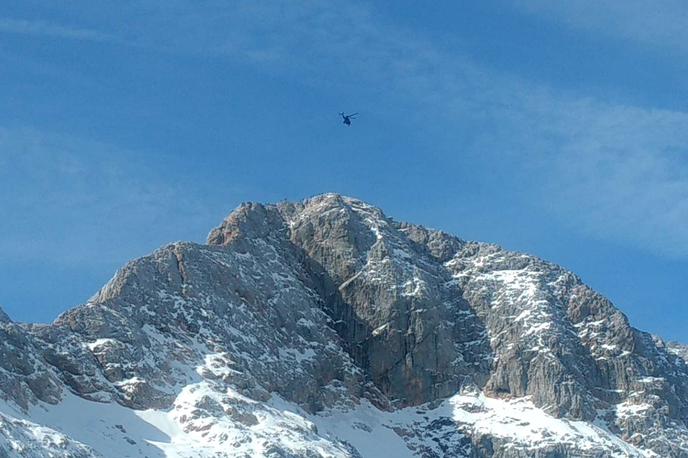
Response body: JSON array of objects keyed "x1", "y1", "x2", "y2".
[
  {"x1": 0, "y1": 320, "x2": 63, "y2": 410},
  {"x1": 199, "y1": 193, "x2": 688, "y2": 454},
  {"x1": 0, "y1": 193, "x2": 686, "y2": 457},
  {"x1": 279, "y1": 197, "x2": 492, "y2": 406},
  {"x1": 445, "y1": 242, "x2": 688, "y2": 455}
]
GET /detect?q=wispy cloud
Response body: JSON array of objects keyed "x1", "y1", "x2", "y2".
[
  {"x1": 5, "y1": 2, "x2": 688, "y2": 258},
  {"x1": 186, "y1": 1, "x2": 687, "y2": 257},
  {"x1": 152, "y1": 1, "x2": 686, "y2": 257},
  {"x1": 512, "y1": 0, "x2": 688, "y2": 54},
  {"x1": 493, "y1": 95, "x2": 688, "y2": 257},
  {"x1": 0, "y1": 128, "x2": 217, "y2": 266},
  {"x1": 0, "y1": 17, "x2": 119, "y2": 43}
]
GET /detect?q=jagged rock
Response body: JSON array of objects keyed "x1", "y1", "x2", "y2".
[{"x1": 0, "y1": 193, "x2": 686, "y2": 457}]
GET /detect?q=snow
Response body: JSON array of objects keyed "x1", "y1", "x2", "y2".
[
  {"x1": 616, "y1": 400, "x2": 653, "y2": 418},
  {"x1": 18, "y1": 393, "x2": 171, "y2": 457},
  {"x1": 0, "y1": 407, "x2": 96, "y2": 457},
  {"x1": 308, "y1": 401, "x2": 416, "y2": 458},
  {"x1": 638, "y1": 376, "x2": 664, "y2": 383},
  {"x1": 0, "y1": 196, "x2": 668, "y2": 457},
  {"x1": 86, "y1": 338, "x2": 119, "y2": 352},
  {"x1": 0, "y1": 354, "x2": 653, "y2": 458},
  {"x1": 400, "y1": 277, "x2": 424, "y2": 297},
  {"x1": 307, "y1": 391, "x2": 646, "y2": 457},
  {"x1": 372, "y1": 323, "x2": 389, "y2": 337}
]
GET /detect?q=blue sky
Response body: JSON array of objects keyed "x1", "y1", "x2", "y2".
[{"x1": 1, "y1": 1, "x2": 686, "y2": 341}]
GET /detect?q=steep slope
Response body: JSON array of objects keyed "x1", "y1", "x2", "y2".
[
  {"x1": 669, "y1": 342, "x2": 688, "y2": 364},
  {"x1": 445, "y1": 242, "x2": 688, "y2": 455},
  {"x1": 0, "y1": 193, "x2": 686, "y2": 457}
]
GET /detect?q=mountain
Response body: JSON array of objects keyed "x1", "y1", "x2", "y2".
[{"x1": 0, "y1": 193, "x2": 687, "y2": 457}]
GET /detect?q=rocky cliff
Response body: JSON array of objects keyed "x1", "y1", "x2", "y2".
[{"x1": 0, "y1": 194, "x2": 686, "y2": 457}]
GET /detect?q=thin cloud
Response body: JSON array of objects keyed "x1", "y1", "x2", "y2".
[
  {"x1": 511, "y1": 0, "x2": 688, "y2": 54},
  {"x1": 0, "y1": 17, "x2": 119, "y2": 43},
  {"x1": 187, "y1": 1, "x2": 687, "y2": 258},
  {"x1": 5, "y1": 2, "x2": 688, "y2": 258},
  {"x1": 0, "y1": 128, "x2": 211, "y2": 266},
  {"x1": 495, "y1": 96, "x2": 688, "y2": 257}
]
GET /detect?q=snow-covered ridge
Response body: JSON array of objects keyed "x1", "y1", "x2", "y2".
[{"x1": 0, "y1": 356, "x2": 649, "y2": 458}]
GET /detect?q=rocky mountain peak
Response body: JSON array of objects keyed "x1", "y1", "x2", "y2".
[{"x1": 0, "y1": 194, "x2": 687, "y2": 457}]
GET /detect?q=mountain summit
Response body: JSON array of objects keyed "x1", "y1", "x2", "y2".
[{"x1": 1, "y1": 194, "x2": 686, "y2": 457}]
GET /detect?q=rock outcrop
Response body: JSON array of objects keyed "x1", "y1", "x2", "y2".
[{"x1": 0, "y1": 193, "x2": 686, "y2": 457}]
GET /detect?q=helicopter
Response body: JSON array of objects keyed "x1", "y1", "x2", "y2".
[{"x1": 339, "y1": 112, "x2": 358, "y2": 126}]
